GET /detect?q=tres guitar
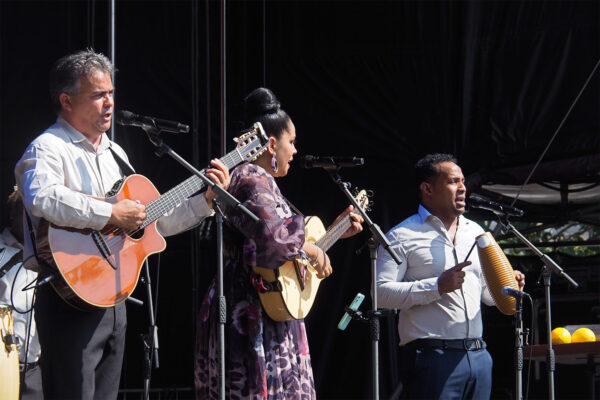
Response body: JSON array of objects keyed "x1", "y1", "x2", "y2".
[
  {"x1": 36, "y1": 124, "x2": 268, "y2": 310},
  {"x1": 252, "y1": 190, "x2": 369, "y2": 321}
]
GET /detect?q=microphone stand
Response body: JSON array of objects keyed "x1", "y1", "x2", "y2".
[
  {"x1": 325, "y1": 167, "x2": 402, "y2": 400},
  {"x1": 141, "y1": 127, "x2": 258, "y2": 400},
  {"x1": 141, "y1": 259, "x2": 158, "y2": 400},
  {"x1": 213, "y1": 199, "x2": 226, "y2": 400},
  {"x1": 496, "y1": 215, "x2": 579, "y2": 400},
  {"x1": 514, "y1": 294, "x2": 524, "y2": 400}
]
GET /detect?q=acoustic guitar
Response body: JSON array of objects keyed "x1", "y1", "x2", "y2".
[
  {"x1": 35, "y1": 124, "x2": 269, "y2": 310},
  {"x1": 252, "y1": 190, "x2": 369, "y2": 321}
]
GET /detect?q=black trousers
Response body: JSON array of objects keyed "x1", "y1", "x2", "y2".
[
  {"x1": 34, "y1": 284, "x2": 127, "y2": 400},
  {"x1": 20, "y1": 364, "x2": 43, "y2": 400}
]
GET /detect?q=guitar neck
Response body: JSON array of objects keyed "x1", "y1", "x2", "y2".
[
  {"x1": 315, "y1": 216, "x2": 352, "y2": 252},
  {"x1": 142, "y1": 151, "x2": 242, "y2": 226}
]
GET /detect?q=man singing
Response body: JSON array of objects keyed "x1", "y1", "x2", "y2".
[
  {"x1": 376, "y1": 153, "x2": 525, "y2": 399},
  {"x1": 15, "y1": 49, "x2": 229, "y2": 399}
]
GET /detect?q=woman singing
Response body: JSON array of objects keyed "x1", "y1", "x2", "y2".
[{"x1": 194, "y1": 87, "x2": 363, "y2": 399}]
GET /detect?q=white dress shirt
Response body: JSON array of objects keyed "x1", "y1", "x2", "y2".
[
  {"x1": 376, "y1": 205, "x2": 495, "y2": 345},
  {"x1": 15, "y1": 117, "x2": 213, "y2": 270},
  {"x1": 0, "y1": 228, "x2": 40, "y2": 363}
]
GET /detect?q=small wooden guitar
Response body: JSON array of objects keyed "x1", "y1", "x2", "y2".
[
  {"x1": 253, "y1": 190, "x2": 369, "y2": 321},
  {"x1": 36, "y1": 124, "x2": 269, "y2": 310}
]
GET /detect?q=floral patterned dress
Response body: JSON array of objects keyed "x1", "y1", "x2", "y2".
[{"x1": 194, "y1": 163, "x2": 316, "y2": 399}]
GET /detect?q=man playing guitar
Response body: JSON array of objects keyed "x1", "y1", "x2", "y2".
[{"x1": 14, "y1": 49, "x2": 229, "y2": 400}]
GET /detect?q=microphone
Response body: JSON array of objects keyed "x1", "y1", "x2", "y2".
[
  {"x1": 337, "y1": 293, "x2": 365, "y2": 331},
  {"x1": 469, "y1": 194, "x2": 524, "y2": 217},
  {"x1": 501, "y1": 286, "x2": 527, "y2": 298},
  {"x1": 116, "y1": 110, "x2": 190, "y2": 133},
  {"x1": 301, "y1": 155, "x2": 365, "y2": 169}
]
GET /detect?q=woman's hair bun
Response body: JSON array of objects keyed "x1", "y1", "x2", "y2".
[
  {"x1": 261, "y1": 101, "x2": 280, "y2": 114},
  {"x1": 244, "y1": 87, "x2": 281, "y2": 118},
  {"x1": 242, "y1": 87, "x2": 290, "y2": 138}
]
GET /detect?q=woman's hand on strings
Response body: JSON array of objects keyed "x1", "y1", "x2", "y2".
[{"x1": 304, "y1": 242, "x2": 332, "y2": 279}]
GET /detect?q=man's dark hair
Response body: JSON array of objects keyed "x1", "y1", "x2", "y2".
[
  {"x1": 49, "y1": 49, "x2": 114, "y2": 114},
  {"x1": 413, "y1": 153, "x2": 458, "y2": 194}
]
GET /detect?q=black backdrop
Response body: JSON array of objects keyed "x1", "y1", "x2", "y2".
[{"x1": 1, "y1": 1, "x2": 599, "y2": 398}]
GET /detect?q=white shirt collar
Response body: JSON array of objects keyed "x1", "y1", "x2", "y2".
[{"x1": 56, "y1": 116, "x2": 111, "y2": 151}]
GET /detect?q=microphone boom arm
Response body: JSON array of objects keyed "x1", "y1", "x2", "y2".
[
  {"x1": 141, "y1": 126, "x2": 258, "y2": 222},
  {"x1": 326, "y1": 170, "x2": 402, "y2": 266},
  {"x1": 497, "y1": 217, "x2": 578, "y2": 288}
]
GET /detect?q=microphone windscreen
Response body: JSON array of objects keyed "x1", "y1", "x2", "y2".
[
  {"x1": 476, "y1": 232, "x2": 519, "y2": 315},
  {"x1": 115, "y1": 110, "x2": 136, "y2": 125}
]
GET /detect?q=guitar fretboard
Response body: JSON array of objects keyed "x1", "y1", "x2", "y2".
[
  {"x1": 141, "y1": 151, "x2": 242, "y2": 227},
  {"x1": 315, "y1": 216, "x2": 353, "y2": 252}
]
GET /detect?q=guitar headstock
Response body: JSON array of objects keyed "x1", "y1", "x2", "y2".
[
  {"x1": 354, "y1": 189, "x2": 371, "y2": 212},
  {"x1": 233, "y1": 122, "x2": 270, "y2": 163}
]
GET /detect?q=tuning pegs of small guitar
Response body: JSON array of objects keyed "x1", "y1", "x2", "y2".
[{"x1": 365, "y1": 190, "x2": 374, "y2": 212}]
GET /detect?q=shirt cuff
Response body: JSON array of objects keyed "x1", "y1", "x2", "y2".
[
  {"x1": 422, "y1": 277, "x2": 443, "y2": 301},
  {"x1": 93, "y1": 200, "x2": 114, "y2": 229},
  {"x1": 189, "y1": 193, "x2": 214, "y2": 218}
]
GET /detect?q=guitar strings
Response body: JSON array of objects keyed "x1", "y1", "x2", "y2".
[{"x1": 97, "y1": 149, "x2": 245, "y2": 250}]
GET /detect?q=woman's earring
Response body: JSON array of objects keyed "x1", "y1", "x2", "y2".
[{"x1": 271, "y1": 152, "x2": 279, "y2": 174}]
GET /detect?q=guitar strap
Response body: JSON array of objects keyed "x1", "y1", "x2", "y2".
[
  {"x1": 23, "y1": 209, "x2": 54, "y2": 279},
  {"x1": 0, "y1": 248, "x2": 23, "y2": 280},
  {"x1": 109, "y1": 147, "x2": 136, "y2": 177},
  {"x1": 283, "y1": 196, "x2": 304, "y2": 218},
  {"x1": 21, "y1": 146, "x2": 134, "y2": 276}
]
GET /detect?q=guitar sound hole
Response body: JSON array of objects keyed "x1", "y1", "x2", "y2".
[{"x1": 129, "y1": 228, "x2": 144, "y2": 240}]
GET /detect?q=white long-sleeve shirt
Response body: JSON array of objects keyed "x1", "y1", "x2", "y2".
[
  {"x1": 15, "y1": 116, "x2": 213, "y2": 270},
  {"x1": 376, "y1": 205, "x2": 495, "y2": 345},
  {"x1": 0, "y1": 228, "x2": 40, "y2": 363}
]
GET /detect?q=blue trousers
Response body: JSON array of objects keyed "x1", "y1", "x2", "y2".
[{"x1": 402, "y1": 344, "x2": 493, "y2": 399}]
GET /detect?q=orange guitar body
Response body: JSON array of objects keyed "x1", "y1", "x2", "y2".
[{"x1": 36, "y1": 175, "x2": 166, "y2": 310}]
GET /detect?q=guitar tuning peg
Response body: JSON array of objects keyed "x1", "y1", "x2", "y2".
[{"x1": 366, "y1": 190, "x2": 374, "y2": 198}]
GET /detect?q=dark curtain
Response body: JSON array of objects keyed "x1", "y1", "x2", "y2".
[{"x1": 1, "y1": 1, "x2": 598, "y2": 398}]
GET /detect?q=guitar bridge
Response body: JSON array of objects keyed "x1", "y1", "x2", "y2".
[{"x1": 91, "y1": 230, "x2": 117, "y2": 270}]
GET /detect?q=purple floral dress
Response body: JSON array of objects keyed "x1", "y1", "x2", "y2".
[{"x1": 194, "y1": 163, "x2": 316, "y2": 399}]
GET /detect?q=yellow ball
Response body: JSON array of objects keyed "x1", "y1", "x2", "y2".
[
  {"x1": 551, "y1": 327, "x2": 571, "y2": 344},
  {"x1": 571, "y1": 328, "x2": 596, "y2": 343}
]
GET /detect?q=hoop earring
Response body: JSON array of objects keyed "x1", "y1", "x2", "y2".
[{"x1": 271, "y1": 152, "x2": 279, "y2": 174}]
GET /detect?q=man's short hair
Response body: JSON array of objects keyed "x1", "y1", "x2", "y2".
[
  {"x1": 414, "y1": 153, "x2": 458, "y2": 195},
  {"x1": 49, "y1": 49, "x2": 114, "y2": 113}
]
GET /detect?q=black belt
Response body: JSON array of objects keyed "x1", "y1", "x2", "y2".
[
  {"x1": 409, "y1": 338, "x2": 486, "y2": 351},
  {"x1": 20, "y1": 361, "x2": 40, "y2": 373}
]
